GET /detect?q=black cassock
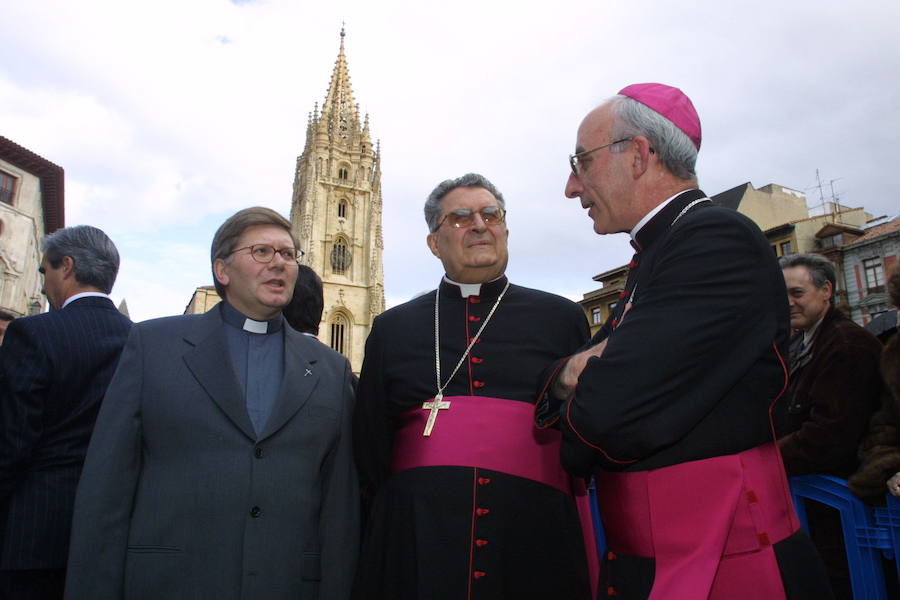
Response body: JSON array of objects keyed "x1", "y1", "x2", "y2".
[{"x1": 352, "y1": 277, "x2": 592, "y2": 600}]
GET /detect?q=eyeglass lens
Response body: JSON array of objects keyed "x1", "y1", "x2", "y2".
[{"x1": 444, "y1": 207, "x2": 505, "y2": 228}]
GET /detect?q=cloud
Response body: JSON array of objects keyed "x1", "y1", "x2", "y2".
[{"x1": 2, "y1": 0, "x2": 898, "y2": 321}]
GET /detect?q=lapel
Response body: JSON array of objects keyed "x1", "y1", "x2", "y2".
[
  {"x1": 257, "y1": 326, "x2": 321, "y2": 441},
  {"x1": 182, "y1": 308, "x2": 257, "y2": 441}
]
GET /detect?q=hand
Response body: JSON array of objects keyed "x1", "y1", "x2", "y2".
[
  {"x1": 552, "y1": 340, "x2": 608, "y2": 400},
  {"x1": 888, "y1": 472, "x2": 900, "y2": 497}
]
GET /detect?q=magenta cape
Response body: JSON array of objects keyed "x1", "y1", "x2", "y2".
[{"x1": 596, "y1": 442, "x2": 799, "y2": 599}]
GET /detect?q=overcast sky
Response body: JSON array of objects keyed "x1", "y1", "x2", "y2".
[{"x1": 2, "y1": 0, "x2": 898, "y2": 322}]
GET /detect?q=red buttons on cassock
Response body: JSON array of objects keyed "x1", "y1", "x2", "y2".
[
  {"x1": 628, "y1": 259, "x2": 638, "y2": 268},
  {"x1": 475, "y1": 539, "x2": 489, "y2": 547},
  {"x1": 618, "y1": 290, "x2": 627, "y2": 299},
  {"x1": 607, "y1": 586, "x2": 617, "y2": 596},
  {"x1": 469, "y1": 337, "x2": 482, "y2": 344},
  {"x1": 469, "y1": 297, "x2": 481, "y2": 304},
  {"x1": 471, "y1": 356, "x2": 484, "y2": 364},
  {"x1": 473, "y1": 381, "x2": 485, "y2": 388},
  {"x1": 473, "y1": 571, "x2": 486, "y2": 580},
  {"x1": 468, "y1": 315, "x2": 481, "y2": 322},
  {"x1": 607, "y1": 551, "x2": 616, "y2": 561},
  {"x1": 611, "y1": 319, "x2": 619, "y2": 328},
  {"x1": 477, "y1": 477, "x2": 491, "y2": 485},
  {"x1": 475, "y1": 508, "x2": 490, "y2": 516}
]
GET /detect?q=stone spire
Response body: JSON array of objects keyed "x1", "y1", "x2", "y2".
[
  {"x1": 320, "y1": 27, "x2": 360, "y2": 143},
  {"x1": 289, "y1": 25, "x2": 385, "y2": 374}
]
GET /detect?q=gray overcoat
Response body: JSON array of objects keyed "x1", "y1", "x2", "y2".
[{"x1": 64, "y1": 308, "x2": 358, "y2": 600}]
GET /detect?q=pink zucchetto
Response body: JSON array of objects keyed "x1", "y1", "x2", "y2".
[{"x1": 618, "y1": 83, "x2": 702, "y2": 150}]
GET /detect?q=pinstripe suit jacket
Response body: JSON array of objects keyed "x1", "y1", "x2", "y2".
[{"x1": 0, "y1": 296, "x2": 132, "y2": 570}]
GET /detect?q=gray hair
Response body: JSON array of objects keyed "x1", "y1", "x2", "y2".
[
  {"x1": 424, "y1": 173, "x2": 506, "y2": 232},
  {"x1": 780, "y1": 253, "x2": 836, "y2": 297},
  {"x1": 41, "y1": 225, "x2": 120, "y2": 294},
  {"x1": 609, "y1": 95, "x2": 698, "y2": 181}
]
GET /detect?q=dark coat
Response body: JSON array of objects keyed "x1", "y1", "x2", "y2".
[
  {"x1": 849, "y1": 330, "x2": 900, "y2": 500},
  {"x1": 352, "y1": 277, "x2": 592, "y2": 600},
  {"x1": 553, "y1": 190, "x2": 791, "y2": 473},
  {"x1": 0, "y1": 296, "x2": 132, "y2": 569},
  {"x1": 775, "y1": 306, "x2": 884, "y2": 477},
  {"x1": 64, "y1": 306, "x2": 358, "y2": 600}
]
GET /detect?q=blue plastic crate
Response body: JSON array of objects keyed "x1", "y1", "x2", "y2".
[{"x1": 790, "y1": 474, "x2": 894, "y2": 600}]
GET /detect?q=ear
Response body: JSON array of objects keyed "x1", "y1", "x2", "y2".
[
  {"x1": 426, "y1": 232, "x2": 441, "y2": 259},
  {"x1": 822, "y1": 280, "x2": 833, "y2": 302},
  {"x1": 59, "y1": 255, "x2": 76, "y2": 280},
  {"x1": 213, "y1": 258, "x2": 231, "y2": 288},
  {"x1": 631, "y1": 136, "x2": 653, "y2": 179}
]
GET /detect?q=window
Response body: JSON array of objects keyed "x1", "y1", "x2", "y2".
[
  {"x1": 863, "y1": 258, "x2": 884, "y2": 292},
  {"x1": 337, "y1": 199, "x2": 347, "y2": 218},
  {"x1": 0, "y1": 171, "x2": 16, "y2": 205},
  {"x1": 338, "y1": 167, "x2": 349, "y2": 180},
  {"x1": 330, "y1": 313, "x2": 347, "y2": 355},
  {"x1": 591, "y1": 307, "x2": 602, "y2": 324},
  {"x1": 608, "y1": 301, "x2": 618, "y2": 314},
  {"x1": 330, "y1": 238, "x2": 351, "y2": 274},
  {"x1": 779, "y1": 241, "x2": 792, "y2": 256}
]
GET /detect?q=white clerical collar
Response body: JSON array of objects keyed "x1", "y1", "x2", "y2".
[
  {"x1": 62, "y1": 292, "x2": 110, "y2": 308},
  {"x1": 630, "y1": 190, "x2": 696, "y2": 241},
  {"x1": 220, "y1": 301, "x2": 283, "y2": 334},
  {"x1": 443, "y1": 275, "x2": 504, "y2": 298}
]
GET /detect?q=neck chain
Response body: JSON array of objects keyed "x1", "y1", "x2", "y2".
[
  {"x1": 434, "y1": 280, "x2": 510, "y2": 400},
  {"x1": 624, "y1": 197, "x2": 711, "y2": 308}
]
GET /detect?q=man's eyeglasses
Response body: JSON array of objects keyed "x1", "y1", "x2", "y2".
[
  {"x1": 568, "y1": 137, "x2": 634, "y2": 175},
  {"x1": 230, "y1": 244, "x2": 304, "y2": 264},
  {"x1": 435, "y1": 206, "x2": 506, "y2": 231}
]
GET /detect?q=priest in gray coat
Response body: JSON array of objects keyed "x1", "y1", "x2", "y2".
[{"x1": 65, "y1": 207, "x2": 358, "y2": 600}]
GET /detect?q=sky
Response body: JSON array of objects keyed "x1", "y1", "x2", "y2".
[{"x1": 2, "y1": 0, "x2": 898, "y2": 322}]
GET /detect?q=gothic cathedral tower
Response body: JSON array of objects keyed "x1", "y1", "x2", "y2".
[{"x1": 290, "y1": 29, "x2": 385, "y2": 373}]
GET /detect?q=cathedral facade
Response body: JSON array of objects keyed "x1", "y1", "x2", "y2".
[{"x1": 290, "y1": 30, "x2": 385, "y2": 373}]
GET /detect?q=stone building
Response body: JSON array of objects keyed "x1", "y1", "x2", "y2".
[
  {"x1": 839, "y1": 216, "x2": 900, "y2": 325},
  {"x1": 0, "y1": 136, "x2": 64, "y2": 317},
  {"x1": 290, "y1": 29, "x2": 385, "y2": 372}
]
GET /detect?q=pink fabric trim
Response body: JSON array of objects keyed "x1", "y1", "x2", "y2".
[
  {"x1": 391, "y1": 395, "x2": 599, "y2": 598},
  {"x1": 596, "y1": 443, "x2": 794, "y2": 600}
]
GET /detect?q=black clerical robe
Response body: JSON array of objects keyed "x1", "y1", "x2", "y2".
[
  {"x1": 353, "y1": 277, "x2": 592, "y2": 600},
  {"x1": 538, "y1": 189, "x2": 832, "y2": 599}
]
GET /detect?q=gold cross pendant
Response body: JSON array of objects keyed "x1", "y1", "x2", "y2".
[{"x1": 422, "y1": 393, "x2": 451, "y2": 436}]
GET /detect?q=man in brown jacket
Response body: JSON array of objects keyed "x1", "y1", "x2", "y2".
[{"x1": 775, "y1": 252, "x2": 883, "y2": 599}]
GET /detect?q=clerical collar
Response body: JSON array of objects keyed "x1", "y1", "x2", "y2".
[
  {"x1": 631, "y1": 188, "x2": 708, "y2": 251},
  {"x1": 441, "y1": 275, "x2": 508, "y2": 298},
  {"x1": 220, "y1": 301, "x2": 283, "y2": 334}
]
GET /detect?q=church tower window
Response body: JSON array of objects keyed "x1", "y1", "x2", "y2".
[
  {"x1": 338, "y1": 199, "x2": 347, "y2": 218},
  {"x1": 338, "y1": 167, "x2": 349, "y2": 180},
  {"x1": 331, "y1": 237, "x2": 351, "y2": 274},
  {"x1": 330, "y1": 312, "x2": 347, "y2": 354}
]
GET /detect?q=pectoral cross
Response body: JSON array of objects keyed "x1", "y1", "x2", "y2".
[{"x1": 422, "y1": 393, "x2": 451, "y2": 436}]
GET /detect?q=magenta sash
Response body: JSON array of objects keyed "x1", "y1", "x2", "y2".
[
  {"x1": 391, "y1": 395, "x2": 599, "y2": 597},
  {"x1": 595, "y1": 442, "x2": 799, "y2": 600}
]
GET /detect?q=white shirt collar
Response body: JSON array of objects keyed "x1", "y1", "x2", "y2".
[
  {"x1": 442, "y1": 275, "x2": 505, "y2": 298},
  {"x1": 62, "y1": 292, "x2": 111, "y2": 308}
]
